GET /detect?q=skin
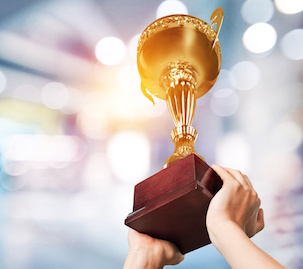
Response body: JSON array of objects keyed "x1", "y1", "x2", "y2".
[
  {"x1": 123, "y1": 165, "x2": 286, "y2": 269},
  {"x1": 123, "y1": 229, "x2": 184, "y2": 269}
]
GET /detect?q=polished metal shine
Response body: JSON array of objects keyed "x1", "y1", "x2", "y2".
[{"x1": 137, "y1": 8, "x2": 223, "y2": 167}]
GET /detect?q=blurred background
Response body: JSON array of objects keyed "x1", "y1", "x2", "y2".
[{"x1": 0, "y1": 0, "x2": 302, "y2": 268}]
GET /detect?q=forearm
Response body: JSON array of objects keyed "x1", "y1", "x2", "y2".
[{"x1": 209, "y1": 221, "x2": 286, "y2": 269}]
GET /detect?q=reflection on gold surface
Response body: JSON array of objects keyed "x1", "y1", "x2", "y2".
[{"x1": 137, "y1": 8, "x2": 223, "y2": 167}]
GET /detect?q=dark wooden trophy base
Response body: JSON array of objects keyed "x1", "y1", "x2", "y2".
[{"x1": 125, "y1": 154, "x2": 222, "y2": 254}]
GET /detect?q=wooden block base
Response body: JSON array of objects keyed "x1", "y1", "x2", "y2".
[{"x1": 125, "y1": 154, "x2": 222, "y2": 254}]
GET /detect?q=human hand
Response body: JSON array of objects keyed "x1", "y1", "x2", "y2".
[
  {"x1": 206, "y1": 165, "x2": 264, "y2": 242},
  {"x1": 123, "y1": 229, "x2": 184, "y2": 269}
]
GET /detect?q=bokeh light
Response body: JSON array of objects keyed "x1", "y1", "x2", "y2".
[
  {"x1": 13, "y1": 84, "x2": 41, "y2": 104},
  {"x1": 69, "y1": 193, "x2": 100, "y2": 222},
  {"x1": 243, "y1": 23, "x2": 277, "y2": 53},
  {"x1": 60, "y1": 87, "x2": 83, "y2": 114},
  {"x1": 259, "y1": 151, "x2": 303, "y2": 191},
  {"x1": 113, "y1": 185, "x2": 134, "y2": 220},
  {"x1": 83, "y1": 152, "x2": 111, "y2": 191},
  {"x1": 0, "y1": 1, "x2": 303, "y2": 268},
  {"x1": 210, "y1": 88, "x2": 239, "y2": 117},
  {"x1": 211, "y1": 69, "x2": 236, "y2": 92},
  {"x1": 41, "y1": 82, "x2": 69, "y2": 109},
  {"x1": 0, "y1": 173, "x2": 28, "y2": 191},
  {"x1": 77, "y1": 91, "x2": 109, "y2": 139},
  {"x1": 156, "y1": 0, "x2": 188, "y2": 18},
  {"x1": 241, "y1": 0, "x2": 275, "y2": 24},
  {"x1": 270, "y1": 121, "x2": 303, "y2": 151},
  {"x1": 1, "y1": 134, "x2": 81, "y2": 164},
  {"x1": 134, "y1": 93, "x2": 167, "y2": 119},
  {"x1": 118, "y1": 64, "x2": 141, "y2": 93},
  {"x1": 274, "y1": 0, "x2": 303, "y2": 14},
  {"x1": 231, "y1": 61, "x2": 261, "y2": 90},
  {"x1": 2, "y1": 160, "x2": 29, "y2": 176},
  {"x1": 215, "y1": 132, "x2": 252, "y2": 174},
  {"x1": 95, "y1": 37, "x2": 126, "y2": 66},
  {"x1": 281, "y1": 29, "x2": 303, "y2": 60},
  {"x1": 107, "y1": 131, "x2": 150, "y2": 184},
  {"x1": 108, "y1": 90, "x2": 148, "y2": 121},
  {"x1": 0, "y1": 70, "x2": 7, "y2": 94},
  {"x1": 118, "y1": 64, "x2": 168, "y2": 119}
]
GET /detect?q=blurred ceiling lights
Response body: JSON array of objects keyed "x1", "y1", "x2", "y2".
[
  {"x1": 274, "y1": 0, "x2": 303, "y2": 14},
  {"x1": 95, "y1": 36, "x2": 126, "y2": 66},
  {"x1": 242, "y1": 22, "x2": 277, "y2": 54},
  {"x1": 156, "y1": 0, "x2": 188, "y2": 18}
]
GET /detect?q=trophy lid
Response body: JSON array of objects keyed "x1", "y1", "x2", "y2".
[{"x1": 137, "y1": 10, "x2": 223, "y2": 102}]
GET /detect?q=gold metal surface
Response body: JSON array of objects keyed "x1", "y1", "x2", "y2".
[{"x1": 137, "y1": 8, "x2": 223, "y2": 167}]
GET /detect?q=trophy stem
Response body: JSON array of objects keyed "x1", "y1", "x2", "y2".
[{"x1": 162, "y1": 63, "x2": 204, "y2": 168}]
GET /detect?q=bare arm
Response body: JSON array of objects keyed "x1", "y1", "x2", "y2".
[
  {"x1": 124, "y1": 164, "x2": 286, "y2": 268},
  {"x1": 207, "y1": 165, "x2": 286, "y2": 269}
]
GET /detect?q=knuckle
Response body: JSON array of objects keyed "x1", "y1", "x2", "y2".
[
  {"x1": 233, "y1": 180, "x2": 242, "y2": 190},
  {"x1": 251, "y1": 190, "x2": 258, "y2": 198},
  {"x1": 242, "y1": 185, "x2": 250, "y2": 193},
  {"x1": 235, "y1": 170, "x2": 243, "y2": 177}
]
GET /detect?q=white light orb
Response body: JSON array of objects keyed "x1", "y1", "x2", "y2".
[
  {"x1": 95, "y1": 37, "x2": 126, "y2": 66},
  {"x1": 274, "y1": 0, "x2": 303, "y2": 14},
  {"x1": 157, "y1": 0, "x2": 188, "y2": 18},
  {"x1": 281, "y1": 29, "x2": 303, "y2": 60},
  {"x1": 241, "y1": 0, "x2": 275, "y2": 24},
  {"x1": 243, "y1": 23, "x2": 277, "y2": 54},
  {"x1": 41, "y1": 82, "x2": 69, "y2": 109},
  {"x1": 210, "y1": 88, "x2": 240, "y2": 117},
  {"x1": 231, "y1": 61, "x2": 261, "y2": 90}
]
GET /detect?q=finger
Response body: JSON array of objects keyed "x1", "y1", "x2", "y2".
[
  {"x1": 211, "y1": 165, "x2": 235, "y2": 184},
  {"x1": 225, "y1": 168, "x2": 251, "y2": 187},
  {"x1": 256, "y1": 208, "x2": 265, "y2": 233}
]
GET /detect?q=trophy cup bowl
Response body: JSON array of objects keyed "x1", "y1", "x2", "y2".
[
  {"x1": 125, "y1": 8, "x2": 224, "y2": 254},
  {"x1": 137, "y1": 14, "x2": 221, "y2": 101}
]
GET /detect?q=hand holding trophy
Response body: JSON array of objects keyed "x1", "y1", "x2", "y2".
[{"x1": 125, "y1": 8, "x2": 224, "y2": 254}]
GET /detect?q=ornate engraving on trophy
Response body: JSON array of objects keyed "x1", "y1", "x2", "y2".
[{"x1": 137, "y1": 8, "x2": 223, "y2": 167}]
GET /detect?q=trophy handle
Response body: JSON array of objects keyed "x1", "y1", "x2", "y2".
[
  {"x1": 210, "y1": 8, "x2": 223, "y2": 49},
  {"x1": 141, "y1": 81, "x2": 155, "y2": 105}
]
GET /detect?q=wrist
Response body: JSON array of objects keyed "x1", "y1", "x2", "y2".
[
  {"x1": 207, "y1": 219, "x2": 246, "y2": 250},
  {"x1": 124, "y1": 244, "x2": 165, "y2": 269}
]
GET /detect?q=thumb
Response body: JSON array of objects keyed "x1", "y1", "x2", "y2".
[
  {"x1": 163, "y1": 242, "x2": 185, "y2": 265},
  {"x1": 170, "y1": 252, "x2": 185, "y2": 265}
]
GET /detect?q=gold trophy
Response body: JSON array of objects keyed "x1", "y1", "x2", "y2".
[{"x1": 125, "y1": 8, "x2": 224, "y2": 254}]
